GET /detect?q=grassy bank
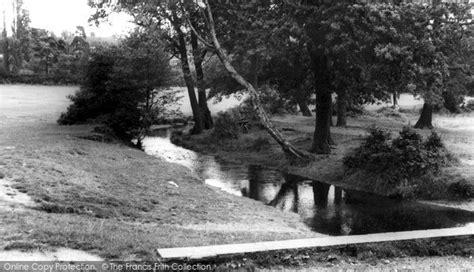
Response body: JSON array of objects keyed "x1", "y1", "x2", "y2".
[
  {"x1": 0, "y1": 85, "x2": 315, "y2": 260},
  {"x1": 172, "y1": 110, "x2": 474, "y2": 201}
]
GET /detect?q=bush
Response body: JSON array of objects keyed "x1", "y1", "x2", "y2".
[
  {"x1": 250, "y1": 136, "x2": 271, "y2": 152},
  {"x1": 211, "y1": 111, "x2": 240, "y2": 140},
  {"x1": 58, "y1": 49, "x2": 116, "y2": 125},
  {"x1": 58, "y1": 30, "x2": 172, "y2": 145},
  {"x1": 344, "y1": 126, "x2": 456, "y2": 197},
  {"x1": 448, "y1": 180, "x2": 473, "y2": 198}
]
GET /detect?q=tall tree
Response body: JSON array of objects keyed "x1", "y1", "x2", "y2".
[
  {"x1": 190, "y1": 11, "x2": 213, "y2": 129},
  {"x1": 89, "y1": 1, "x2": 212, "y2": 134},
  {"x1": 30, "y1": 28, "x2": 66, "y2": 75},
  {"x1": 187, "y1": 0, "x2": 311, "y2": 162},
  {"x1": 10, "y1": 0, "x2": 30, "y2": 73},
  {"x1": 1, "y1": 8, "x2": 10, "y2": 73}
]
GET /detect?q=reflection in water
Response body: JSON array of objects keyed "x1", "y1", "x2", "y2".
[{"x1": 143, "y1": 129, "x2": 474, "y2": 236}]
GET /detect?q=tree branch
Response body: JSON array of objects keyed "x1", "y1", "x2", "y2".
[{"x1": 185, "y1": 16, "x2": 215, "y2": 50}]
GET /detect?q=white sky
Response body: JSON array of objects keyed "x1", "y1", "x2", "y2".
[{"x1": 2, "y1": 0, "x2": 133, "y2": 37}]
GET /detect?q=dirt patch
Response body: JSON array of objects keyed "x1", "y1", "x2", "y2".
[{"x1": 0, "y1": 179, "x2": 36, "y2": 211}]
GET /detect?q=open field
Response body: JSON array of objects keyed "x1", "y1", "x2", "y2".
[{"x1": 0, "y1": 84, "x2": 314, "y2": 260}]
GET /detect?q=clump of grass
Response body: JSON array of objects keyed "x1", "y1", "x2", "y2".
[
  {"x1": 4, "y1": 241, "x2": 45, "y2": 251},
  {"x1": 376, "y1": 107, "x2": 404, "y2": 119}
]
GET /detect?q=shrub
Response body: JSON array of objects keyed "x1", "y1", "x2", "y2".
[
  {"x1": 448, "y1": 180, "x2": 473, "y2": 198},
  {"x1": 58, "y1": 30, "x2": 172, "y2": 145},
  {"x1": 250, "y1": 136, "x2": 271, "y2": 152},
  {"x1": 344, "y1": 126, "x2": 456, "y2": 197},
  {"x1": 211, "y1": 111, "x2": 240, "y2": 140}
]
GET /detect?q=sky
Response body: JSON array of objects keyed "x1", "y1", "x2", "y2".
[{"x1": 2, "y1": 0, "x2": 133, "y2": 37}]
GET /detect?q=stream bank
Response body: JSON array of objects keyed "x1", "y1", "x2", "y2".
[
  {"x1": 170, "y1": 112, "x2": 474, "y2": 204},
  {"x1": 144, "y1": 125, "x2": 474, "y2": 237}
]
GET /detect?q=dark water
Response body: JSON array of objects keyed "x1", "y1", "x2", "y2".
[{"x1": 143, "y1": 129, "x2": 474, "y2": 236}]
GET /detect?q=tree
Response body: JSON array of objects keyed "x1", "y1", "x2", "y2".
[
  {"x1": 89, "y1": 0, "x2": 212, "y2": 134},
  {"x1": 70, "y1": 26, "x2": 90, "y2": 68},
  {"x1": 189, "y1": 10, "x2": 213, "y2": 129},
  {"x1": 410, "y1": 3, "x2": 472, "y2": 128},
  {"x1": 187, "y1": 0, "x2": 311, "y2": 163},
  {"x1": 30, "y1": 28, "x2": 66, "y2": 75},
  {"x1": 9, "y1": 0, "x2": 31, "y2": 73},
  {"x1": 259, "y1": 27, "x2": 314, "y2": 117},
  {"x1": 59, "y1": 29, "x2": 173, "y2": 146},
  {"x1": 292, "y1": 1, "x2": 471, "y2": 133},
  {"x1": 1, "y1": 8, "x2": 10, "y2": 73}
]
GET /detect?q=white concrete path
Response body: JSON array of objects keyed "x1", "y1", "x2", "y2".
[{"x1": 157, "y1": 225, "x2": 473, "y2": 260}]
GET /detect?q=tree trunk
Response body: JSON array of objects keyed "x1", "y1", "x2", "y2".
[
  {"x1": 392, "y1": 91, "x2": 400, "y2": 111},
  {"x1": 175, "y1": 22, "x2": 203, "y2": 134},
  {"x1": 250, "y1": 54, "x2": 259, "y2": 87},
  {"x1": 299, "y1": 100, "x2": 312, "y2": 117},
  {"x1": 201, "y1": 1, "x2": 311, "y2": 164},
  {"x1": 312, "y1": 180, "x2": 330, "y2": 207},
  {"x1": 191, "y1": 31, "x2": 213, "y2": 129},
  {"x1": 310, "y1": 53, "x2": 333, "y2": 154},
  {"x1": 334, "y1": 187, "x2": 342, "y2": 205},
  {"x1": 2, "y1": 38, "x2": 9, "y2": 73},
  {"x1": 414, "y1": 103, "x2": 434, "y2": 129},
  {"x1": 295, "y1": 91, "x2": 312, "y2": 117},
  {"x1": 336, "y1": 90, "x2": 347, "y2": 127},
  {"x1": 268, "y1": 181, "x2": 293, "y2": 208},
  {"x1": 442, "y1": 91, "x2": 460, "y2": 114},
  {"x1": 292, "y1": 182, "x2": 299, "y2": 213}
]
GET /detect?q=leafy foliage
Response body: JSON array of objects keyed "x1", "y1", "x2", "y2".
[
  {"x1": 344, "y1": 126, "x2": 456, "y2": 190},
  {"x1": 58, "y1": 30, "x2": 173, "y2": 144},
  {"x1": 240, "y1": 86, "x2": 294, "y2": 115},
  {"x1": 211, "y1": 111, "x2": 240, "y2": 140}
]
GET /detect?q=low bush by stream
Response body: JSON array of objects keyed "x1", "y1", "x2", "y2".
[{"x1": 343, "y1": 126, "x2": 471, "y2": 199}]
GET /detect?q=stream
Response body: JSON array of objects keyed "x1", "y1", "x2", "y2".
[{"x1": 143, "y1": 128, "x2": 474, "y2": 236}]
